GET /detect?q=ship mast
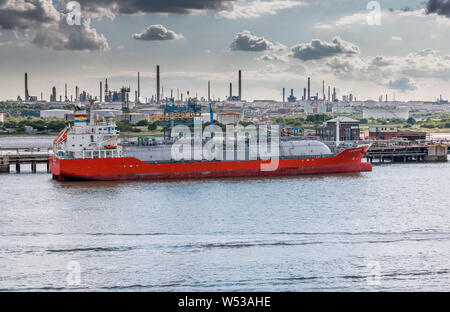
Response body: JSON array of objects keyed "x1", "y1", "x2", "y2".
[{"x1": 89, "y1": 99, "x2": 95, "y2": 126}]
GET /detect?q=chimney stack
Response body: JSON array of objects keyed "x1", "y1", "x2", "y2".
[
  {"x1": 307, "y1": 77, "x2": 311, "y2": 100},
  {"x1": 238, "y1": 70, "x2": 242, "y2": 101},
  {"x1": 322, "y1": 80, "x2": 325, "y2": 100},
  {"x1": 25, "y1": 72, "x2": 29, "y2": 102},
  {"x1": 283, "y1": 88, "x2": 285, "y2": 103},
  {"x1": 156, "y1": 65, "x2": 160, "y2": 104},
  {"x1": 100, "y1": 81, "x2": 102, "y2": 102},
  {"x1": 229, "y1": 82, "x2": 232, "y2": 100},
  {"x1": 65, "y1": 83, "x2": 67, "y2": 101},
  {"x1": 208, "y1": 80, "x2": 211, "y2": 102},
  {"x1": 138, "y1": 72, "x2": 140, "y2": 102}
]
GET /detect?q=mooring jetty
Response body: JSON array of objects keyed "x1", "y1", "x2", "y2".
[
  {"x1": 0, "y1": 147, "x2": 52, "y2": 173},
  {"x1": 365, "y1": 141, "x2": 448, "y2": 163}
]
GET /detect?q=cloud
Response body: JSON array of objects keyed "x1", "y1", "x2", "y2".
[
  {"x1": 314, "y1": 7, "x2": 450, "y2": 31},
  {"x1": 426, "y1": 0, "x2": 450, "y2": 17},
  {"x1": 230, "y1": 30, "x2": 284, "y2": 51},
  {"x1": 290, "y1": 37, "x2": 360, "y2": 61},
  {"x1": 0, "y1": 0, "x2": 59, "y2": 30},
  {"x1": 257, "y1": 54, "x2": 287, "y2": 62},
  {"x1": 370, "y1": 56, "x2": 392, "y2": 67},
  {"x1": 314, "y1": 12, "x2": 367, "y2": 30},
  {"x1": 0, "y1": 0, "x2": 234, "y2": 51},
  {"x1": 32, "y1": 17, "x2": 109, "y2": 51},
  {"x1": 387, "y1": 78, "x2": 417, "y2": 92},
  {"x1": 216, "y1": 0, "x2": 306, "y2": 19},
  {"x1": 322, "y1": 49, "x2": 450, "y2": 89},
  {"x1": 133, "y1": 24, "x2": 183, "y2": 41},
  {"x1": 61, "y1": 0, "x2": 236, "y2": 16},
  {"x1": 0, "y1": 1, "x2": 109, "y2": 51}
]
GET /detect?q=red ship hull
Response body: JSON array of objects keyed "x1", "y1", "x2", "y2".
[{"x1": 50, "y1": 146, "x2": 372, "y2": 181}]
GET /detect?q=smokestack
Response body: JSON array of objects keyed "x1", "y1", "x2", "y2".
[
  {"x1": 100, "y1": 81, "x2": 102, "y2": 102},
  {"x1": 75, "y1": 86, "x2": 79, "y2": 101},
  {"x1": 156, "y1": 65, "x2": 160, "y2": 104},
  {"x1": 238, "y1": 70, "x2": 242, "y2": 101},
  {"x1": 333, "y1": 88, "x2": 336, "y2": 102},
  {"x1": 208, "y1": 81, "x2": 211, "y2": 101},
  {"x1": 328, "y1": 86, "x2": 331, "y2": 102},
  {"x1": 322, "y1": 80, "x2": 325, "y2": 100},
  {"x1": 229, "y1": 82, "x2": 232, "y2": 100},
  {"x1": 25, "y1": 72, "x2": 29, "y2": 102},
  {"x1": 65, "y1": 83, "x2": 67, "y2": 101},
  {"x1": 307, "y1": 77, "x2": 311, "y2": 100},
  {"x1": 138, "y1": 72, "x2": 140, "y2": 101},
  {"x1": 283, "y1": 88, "x2": 285, "y2": 103},
  {"x1": 303, "y1": 88, "x2": 306, "y2": 100}
]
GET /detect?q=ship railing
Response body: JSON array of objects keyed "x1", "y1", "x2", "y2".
[{"x1": 82, "y1": 149, "x2": 122, "y2": 159}]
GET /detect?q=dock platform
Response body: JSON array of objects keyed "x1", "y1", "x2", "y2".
[
  {"x1": 365, "y1": 142, "x2": 448, "y2": 163},
  {"x1": 0, "y1": 147, "x2": 52, "y2": 173}
]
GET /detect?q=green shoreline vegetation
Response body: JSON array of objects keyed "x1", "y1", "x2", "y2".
[{"x1": 1, "y1": 102, "x2": 450, "y2": 137}]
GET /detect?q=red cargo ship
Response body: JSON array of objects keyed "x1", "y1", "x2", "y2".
[{"x1": 50, "y1": 110, "x2": 371, "y2": 181}]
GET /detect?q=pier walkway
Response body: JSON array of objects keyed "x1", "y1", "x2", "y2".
[
  {"x1": 365, "y1": 141, "x2": 448, "y2": 163},
  {"x1": 0, "y1": 147, "x2": 52, "y2": 173}
]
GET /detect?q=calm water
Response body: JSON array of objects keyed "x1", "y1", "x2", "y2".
[{"x1": 0, "y1": 160, "x2": 450, "y2": 291}]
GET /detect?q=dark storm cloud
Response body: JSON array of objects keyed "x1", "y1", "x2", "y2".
[
  {"x1": 0, "y1": 0, "x2": 108, "y2": 51},
  {"x1": 66, "y1": 0, "x2": 235, "y2": 15},
  {"x1": 0, "y1": 0, "x2": 59, "y2": 30},
  {"x1": 230, "y1": 30, "x2": 274, "y2": 52},
  {"x1": 291, "y1": 37, "x2": 360, "y2": 61},
  {"x1": 426, "y1": 0, "x2": 450, "y2": 17},
  {"x1": 133, "y1": 25, "x2": 183, "y2": 41}
]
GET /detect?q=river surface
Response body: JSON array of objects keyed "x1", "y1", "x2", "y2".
[{"x1": 0, "y1": 137, "x2": 449, "y2": 291}]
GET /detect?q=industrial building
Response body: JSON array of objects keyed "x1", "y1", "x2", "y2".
[
  {"x1": 40, "y1": 109, "x2": 73, "y2": 119},
  {"x1": 316, "y1": 117, "x2": 360, "y2": 142},
  {"x1": 369, "y1": 126, "x2": 399, "y2": 140},
  {"x1": 92, "y1": 109, "x2": 122, "y2": 118},
  {"x1": 136, "y1": 108, "x2": 165, "y2": 116},
  {"x1": 116, "y1": 113, "x2": 149, "y2": 123},
  {"x1": 304, "y1": 103, "x2": 327, "y2": 114},
  {"x1": 368, "y1": 126, "x2": 427, "y2": 141},
  {"x1": 363, "y1": 108, "x2": 410, "y2": 120},
  {"x1": 217, "y1": 112, "x2": 242, "y2": 125}
]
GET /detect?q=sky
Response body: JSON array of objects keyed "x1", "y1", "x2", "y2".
[{"x1": 1, "y1": 0, "x2": 450, "y2": 102}]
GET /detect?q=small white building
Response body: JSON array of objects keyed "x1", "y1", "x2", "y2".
[
  {"x1": 0, "y1": 112, "x2": 5, "y2": 123},
  {"x1": 40, "y1": 109, "x2": 73, "y2": 119}
]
